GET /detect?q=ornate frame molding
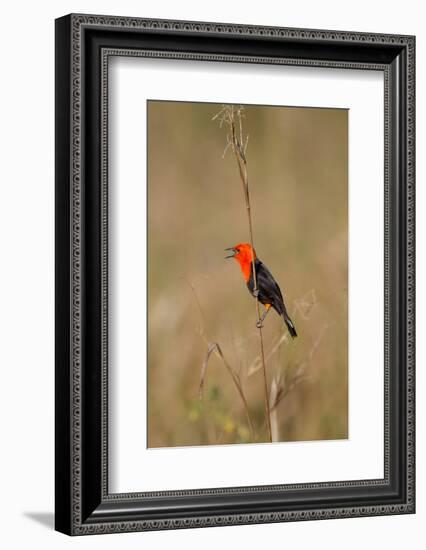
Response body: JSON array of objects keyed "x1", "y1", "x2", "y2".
[{"x1": 55, "y1": 14, "x2": 415, "y2": 535}]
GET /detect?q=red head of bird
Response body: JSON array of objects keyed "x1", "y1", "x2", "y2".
[{"x1": 225, "y1": 243, "x2": 256, "y2": 282}]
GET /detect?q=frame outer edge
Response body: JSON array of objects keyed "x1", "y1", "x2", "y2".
[
  {"x1": 55, "y1": 14, "x2": 73, "y2": 536},
  {"x1": 70, "y1": 12, "x2": 84, "y2": 536},
  {"x1": 405, "y1": 35, "x2": 415, "y2": 513},
  {"x1": 60, "y1": 13, "x2": 415, "y2": 535}
]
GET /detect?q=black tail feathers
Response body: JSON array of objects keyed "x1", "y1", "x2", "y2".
[{"x1": 284, "y1": 313, "x2": 297, "y2": 338}]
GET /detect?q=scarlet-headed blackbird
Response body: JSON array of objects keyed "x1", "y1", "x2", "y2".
[{"x1": 226, "y1": 243, "x2": 297, "y2": 338}]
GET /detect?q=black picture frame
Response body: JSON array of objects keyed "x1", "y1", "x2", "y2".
[{"x1": 55, "y1": 13, "x2": 415, "y2": 535}]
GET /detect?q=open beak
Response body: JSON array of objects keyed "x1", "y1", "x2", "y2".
[{"x1": 225, "y1": 247, "x2": 237, "y2": 259}]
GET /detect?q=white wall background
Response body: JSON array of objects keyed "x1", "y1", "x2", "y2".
[{"x1": 0, "y1": 0, "x2": 422, "y2": 547}]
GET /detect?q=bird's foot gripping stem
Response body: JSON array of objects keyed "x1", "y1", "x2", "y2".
[
  {"x1": 256, "y1": 305, "x2": 271, "y2": 329},
  {"x1": 252, "y1": 289, "x2": 259, "y2": 298}
]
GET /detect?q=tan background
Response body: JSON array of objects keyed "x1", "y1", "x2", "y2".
[{"x1": 147, "y1": 101, "x2": 348, "y2": 447}]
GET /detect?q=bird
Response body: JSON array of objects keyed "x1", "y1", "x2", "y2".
[{"x1": 225, "y1": 243, "x2": 297, "y2": 338}]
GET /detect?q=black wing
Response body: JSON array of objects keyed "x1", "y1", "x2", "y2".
[
  {"x1": 247, "y1": 259, "x2": 297, "y2": 337},
  {"x1": 247, "y1": 259, "x2": 285, "y2": 315}
]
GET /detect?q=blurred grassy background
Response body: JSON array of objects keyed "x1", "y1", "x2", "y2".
[{"x1": 147, "y1": 101, "x2": 348, "y2": 447}]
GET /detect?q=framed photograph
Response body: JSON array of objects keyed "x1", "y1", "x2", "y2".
[{"x1": 55, "y1": 14, "x2": 415, "y2": 535}]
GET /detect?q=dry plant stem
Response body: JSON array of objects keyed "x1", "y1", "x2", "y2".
[
  {"x1": 227, "y1": 106, "x2": 272, "y2": 444},
  {"x1": 185, "y1": 279, "x2": 255, "y2": 437},
  {"x1": 268, "y1": 324, "x2": 328, "y2": 413},
  {"x1": 248, "y1": 289, "x2": 318, "y2": 377},
  {"x1": 200, "y1": 342, "x2": 255, "y2": 437},
  {"x1": 269, "y1": 378, "x2": 280, "y2": 442}
]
